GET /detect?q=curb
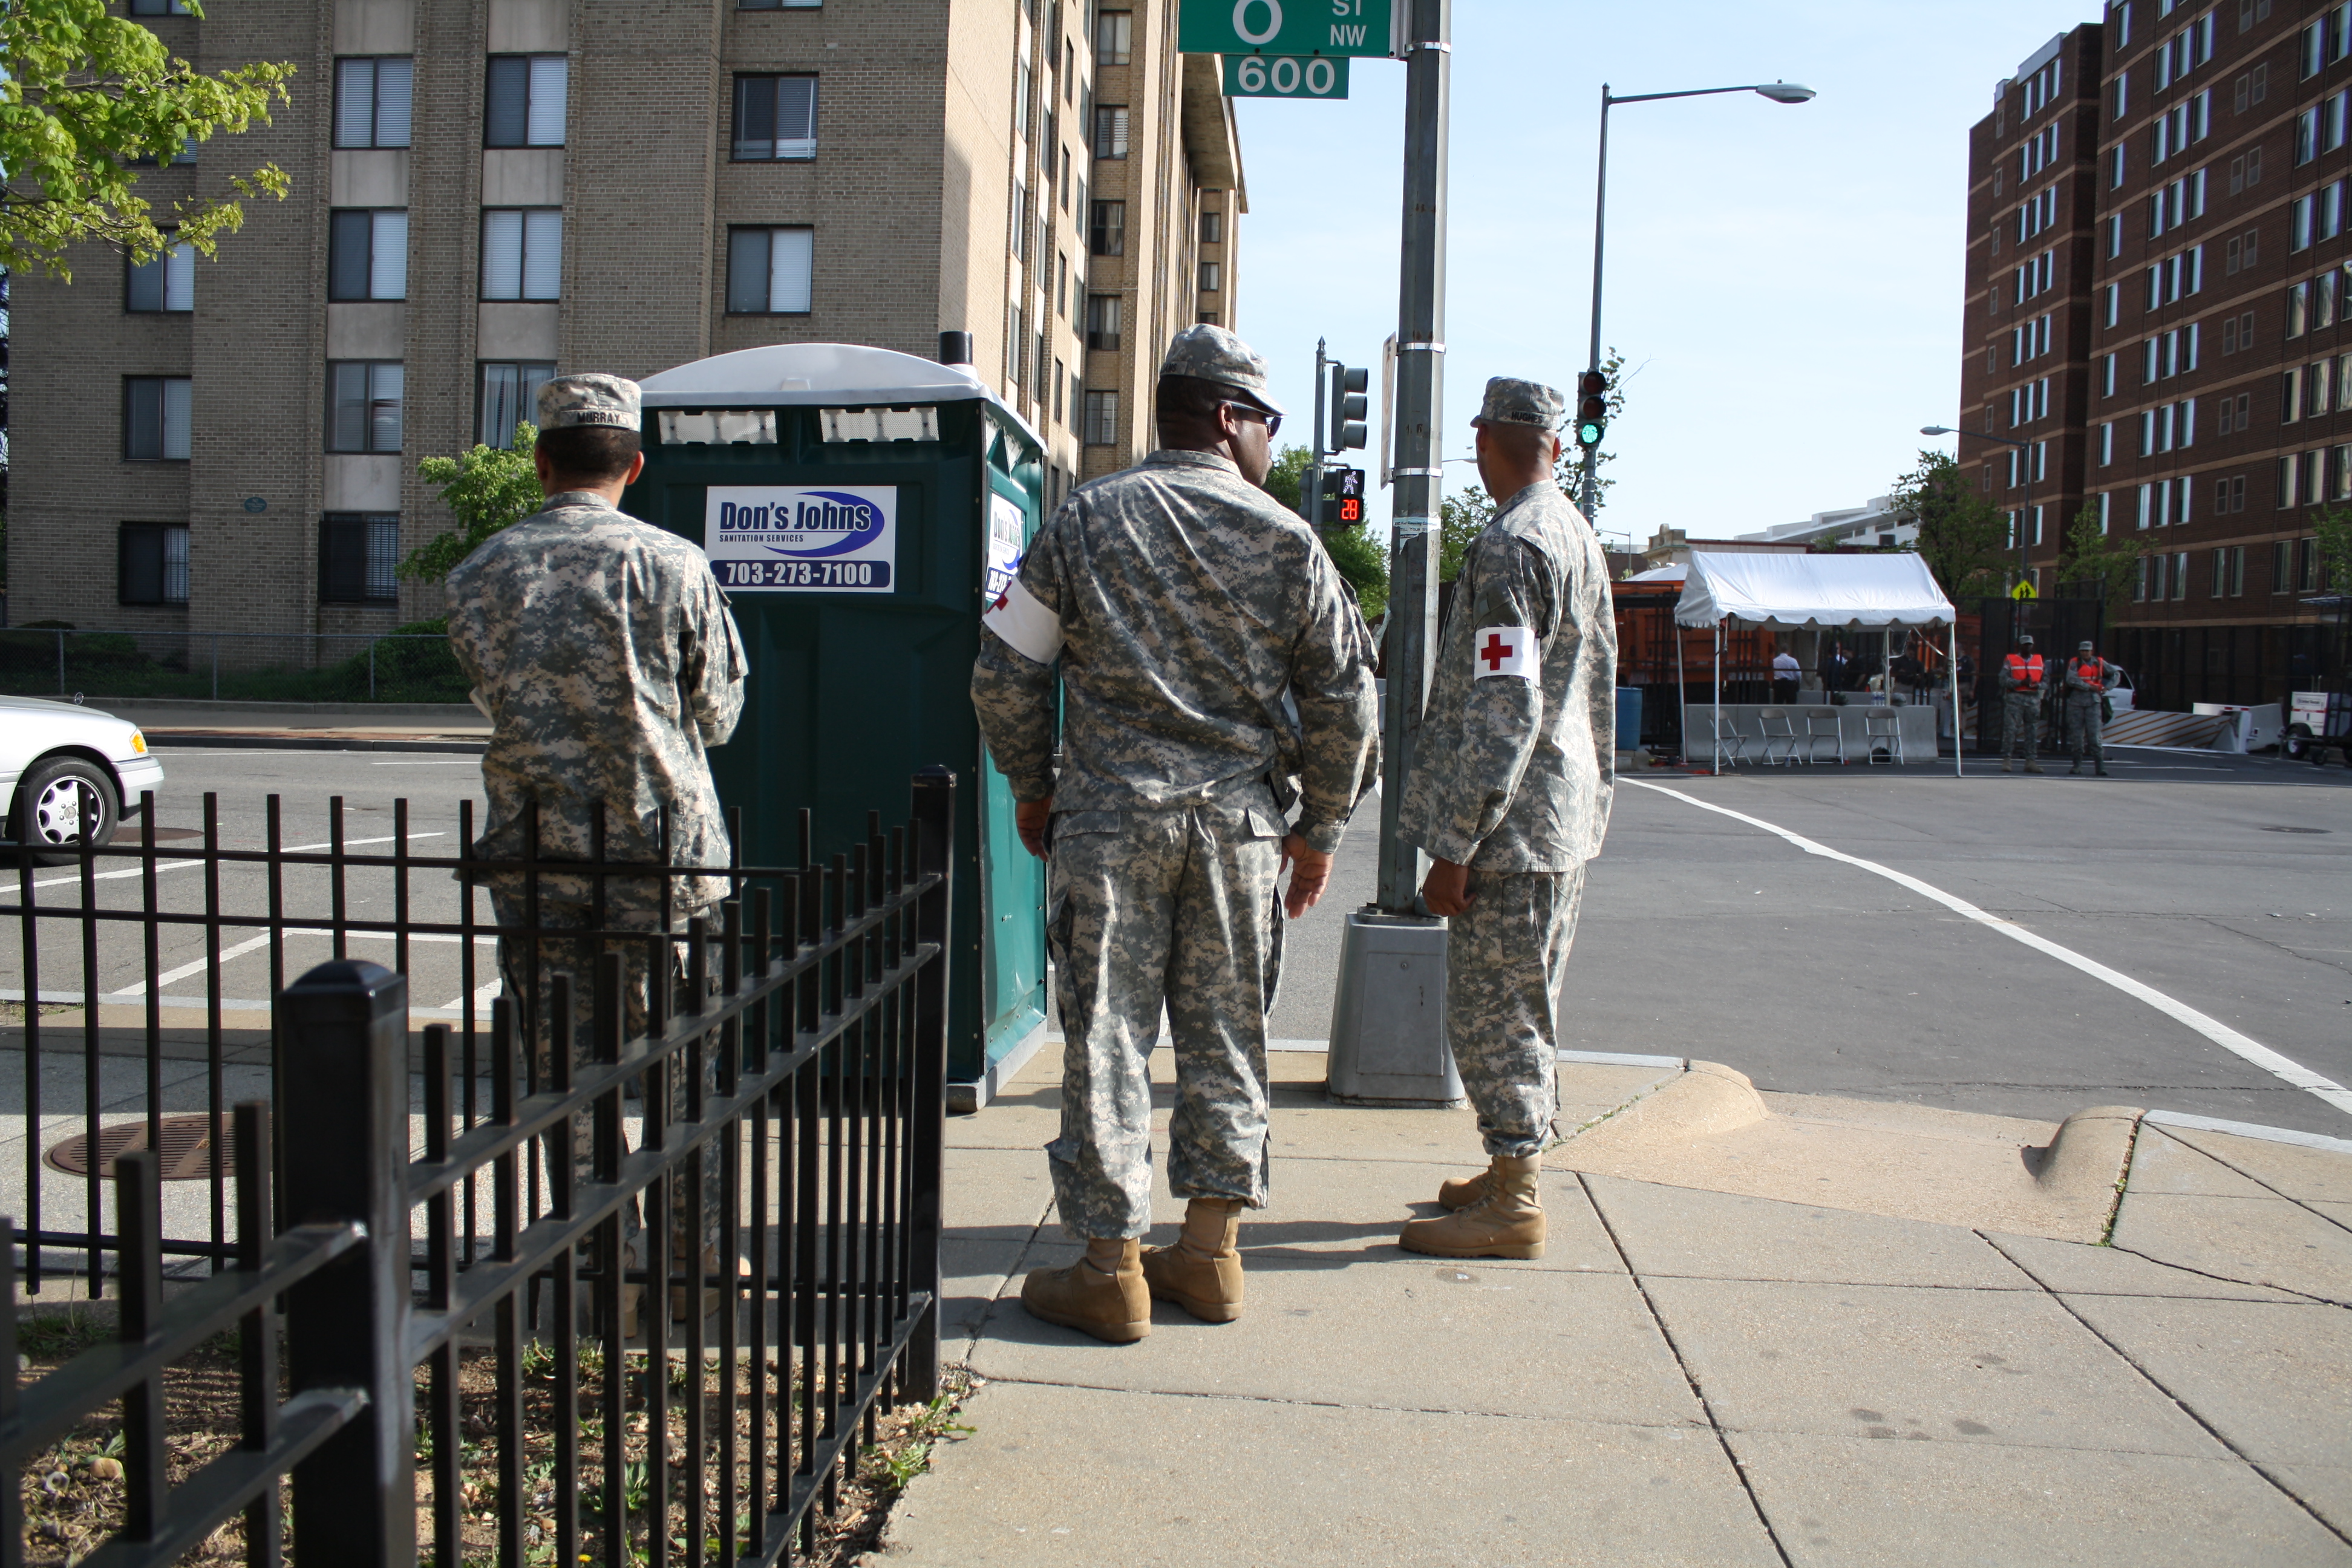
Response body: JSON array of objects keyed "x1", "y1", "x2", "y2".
[
  {"x1": 2143, "y1": 1108, "x2": 2352, "y2": 1154},
  {"x1": 143, "y1": 733, "x2": 486, "y2": 756}
]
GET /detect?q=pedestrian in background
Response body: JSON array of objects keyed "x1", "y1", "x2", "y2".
[
  {"x1": 1772, "y1": 645, "x2": 1801, "y2": 704},
  {"x1": 2065, "y1": 639, "x2": 2120, "y2": 777},
  {"x1": 972, "y1": 325, "x2": 1379, "y2": 1343},
  {"x1": 446, "y1": 373, "x2": 747, "y2": 1334},
  {"x1": 1395, "y1": 377, "x2": 1618, "y2": 1261},
  {"x1": 2001, "y1": 633, "x2": 2047, "y2": 774}
]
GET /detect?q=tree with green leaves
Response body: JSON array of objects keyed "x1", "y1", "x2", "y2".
[
  {"x1": 2, "y1": 0, "x2": 294, "y2": 279},
  {"x1": 2314, "y1": 503, "x2": 2352, "y2": 595},
  {"x1": 2057, "y1": 501, "x2": 2151, "y2": 611},
  {"x1": 1437, "y1": 484, "x2": 1494, "y2": 583},
  {"x1": 1889, "y1": 449, "x2": 2011, "y2": 599},
  {"x1": 1569, "y1": 347, "x2": 1631, "y2": 518},
  {"x1": 1226, "y1": 442, "x2": 1388, "y2": 616},
  {"x1": 399, "y1": 425, "x2": 544, "y2": 582}
]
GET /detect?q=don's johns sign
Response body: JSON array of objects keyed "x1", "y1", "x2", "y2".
[{"x1": 702, "y1": 485, "x2": 898, "y2": 593}]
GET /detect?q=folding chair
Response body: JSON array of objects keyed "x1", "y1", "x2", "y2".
[
  {"x1": 1863, "y1": 710, "x2": 1906, "y2": 766},
  {"x1": 1700, "y1": 713, "x2": 1749, "y2": 770},
  {"x1": 1756, "y1": 708, "x2": 1800, "y2": 766},
  {"x1": 1803, "y1": 710, "x2": 1844, "y2": 765}
]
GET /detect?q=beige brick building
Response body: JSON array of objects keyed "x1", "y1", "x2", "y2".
[{"x1": 7, "y1": 0, "x2": 1241, "y2": 637}]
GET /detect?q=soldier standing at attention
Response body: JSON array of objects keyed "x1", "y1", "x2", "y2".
[
  {"x1": 1396, "y1": 379, "x2": 1617, "y2": 1260},
  {"x1": 2001, "y1": 633, "x2": 2047, "y2": 774},
  {"x1": 445, "y1": 373, "x2": 748, "y2": 1328},
  {"x1": 2064, "y1": 639, "x2": 2119, "y2": 777},
  {"x1": 972, "y1": 325, "x2": 1379, "y2": 1343}
]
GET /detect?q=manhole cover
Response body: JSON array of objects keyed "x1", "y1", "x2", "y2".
[
  {"x1": 42, "y1": 1114, "x2": 255, "y2": 1180},
  {"x1": 2260, "y1": 825, "x2": 2330, "y2": 834}
]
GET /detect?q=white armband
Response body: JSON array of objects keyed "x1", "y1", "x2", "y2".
[
  {"x1": 1472, "y1": 626, "x2": 1539, "y2": 680},
  {"x1": 983, "y1": 577, "x2": 1065, "y2": 665}
]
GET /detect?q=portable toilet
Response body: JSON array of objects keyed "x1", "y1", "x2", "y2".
[{"x1": 629, "y1": 340, "x2": 1049, "y2": 1108}]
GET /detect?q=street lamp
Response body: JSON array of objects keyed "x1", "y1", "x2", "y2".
[
  {"x1": 1579, "y1": 80, "x2": 1817, "y2": 517},
  {"x1": 1921, "y1": 423, "x2": 2034, "y2": 589}
]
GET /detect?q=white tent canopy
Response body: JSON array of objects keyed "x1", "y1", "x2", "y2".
[{"x1": 1674, "y1": 550, "x2": 1956, "y2": 629}]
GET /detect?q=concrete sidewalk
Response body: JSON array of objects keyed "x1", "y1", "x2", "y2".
[
  {"x1": 883, "y1": 1050, "x2": 2352, "y2": 1566},
  {"x1": 96, "y1": 700, "x2": 489, "y2": 754}
]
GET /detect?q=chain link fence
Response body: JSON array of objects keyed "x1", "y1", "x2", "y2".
[{"x1": 0, "y1": 627, "x2": 469, "y2": 704}]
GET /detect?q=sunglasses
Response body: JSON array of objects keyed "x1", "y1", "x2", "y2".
[{"x1": 1225, "y1": 403, "x2": 1282, "y2": 438}]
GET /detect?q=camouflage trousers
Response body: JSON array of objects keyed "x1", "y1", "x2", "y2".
[
  {"x1": 2067, "y1": 694, "x2": 2105, "y2": 764},
  {"x1": 2002, "y1": 692, "x2": 2042, "y2": 760},
  {"x1": 1045, "y1": 806, "x2": 1284, "y2": 1240},
  {"x1": 1445, "y1": 864, "x2": 1588, "y2": 1160},
  {"x1": 491, "y1": 896, "x2": 727, "y2": 1257}
]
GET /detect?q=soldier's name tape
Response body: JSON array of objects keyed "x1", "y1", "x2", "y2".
[
  {"x1": 1474, "y1": 625, "x2": 1538, "y2": 680},
  {"x1": 984, "y1": 577, "x2": 1064, "y2": 665},
  {"x1": 1624, "y1": 779, "x2": 2352, "y2": 1120}
]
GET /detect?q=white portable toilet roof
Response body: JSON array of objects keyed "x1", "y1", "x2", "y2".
[{"x1": 638, "y1": 342, "x2": 1044, "y2": 451}]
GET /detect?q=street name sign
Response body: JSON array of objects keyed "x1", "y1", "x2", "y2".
[
  {"x1": 1178, "y1": 0, "x2": 1393, "y2": 57},
  {"x1": 1224, "y1": 54, "x2": 1350, "y2": 97}
]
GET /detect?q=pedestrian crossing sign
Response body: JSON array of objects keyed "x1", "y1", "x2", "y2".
[{"x1": 2010, "y1": 580, "x2": 2038, "y2": 600}]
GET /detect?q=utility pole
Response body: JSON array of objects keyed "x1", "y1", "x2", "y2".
[
  {"x1": 1326, "y1": 0, "x2": 1460, "y2": 1105},
  {"x1": 1306, "y1": 338, "x2": 1328, "y2": 524}
]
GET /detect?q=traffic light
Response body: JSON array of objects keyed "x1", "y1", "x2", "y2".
[
  {"x1": 1329, "y1": 364, "x2": 1369, "y2": 451},
  {"x1": 1318, "y1": 466, "x2": 1366, "y2": 527},
  {"x1": 1575, "y1": 369, "x2": 1610, "y2": 448}
]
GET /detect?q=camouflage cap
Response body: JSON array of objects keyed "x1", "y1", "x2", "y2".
[
  {"x1": 537, "y1": 373, "x2": 642, "y2": 432},
  {"x1": 2078, "y1": 639, "x2": 2096, "y2": 651},
  {"x1": 1158, "y1": 324, "x2": 1286, "y2": 416},
  {"x1": 1472, "y1": 376, "x2": 1566, "y2": 433}
]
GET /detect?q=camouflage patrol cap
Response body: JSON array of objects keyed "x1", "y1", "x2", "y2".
[
  {"x1": 537, "y1": 373, "x2": 642, "y2": 431},
  {"x1": 1158, "y1": 324, "x2": 1287, "y2": 416},
  {"x1": 1472, "y1": 377, "x2": 1566, "y2": 433}
]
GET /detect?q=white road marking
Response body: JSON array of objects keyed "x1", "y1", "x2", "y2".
[
  {"x1": 1625, "y1": 778, "x2": 2352, "y2": 1120},
  {"x1": 439, "y1": 976, "x2": 505, "y2": 1013},
  {"x1": 25, "y1": 831, "x2": 445, "y2": 891}
]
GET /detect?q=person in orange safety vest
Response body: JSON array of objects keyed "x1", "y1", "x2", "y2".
[
  {"x1": 2001, "y1": 634, "x2": 2047, "y2": 774},
  {"x1": 2063, "y1": 639, "x2": 2122, "y2": 776}
]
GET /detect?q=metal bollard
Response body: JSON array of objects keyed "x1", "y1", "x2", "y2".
[{"x1": 276, "y1": 959, "x2": 414, "y2": 1567}]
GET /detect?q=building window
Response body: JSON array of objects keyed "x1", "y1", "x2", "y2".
[
  {"x1": 1085, "y1": 293, "x2": 1122, "y2": 351},
  {"x1": 2273, "y1": 538, "x2": 2293, "y2": 592},
  {"x1": 481, "y1": 209, "x2": 563, "y2": 301},
  {"x1": 125, "y1": 240, "x2": 194, "y2": 313},
  {"x1": 1006, "y1": 304, "x2": 1025, "y2": 391},
  {"x1": 2279, "y1": 452, "x2": 2302, "y2": 507},
  {"x1": 117, "y1": 523, "x2": 189, "y2": 606},
  {"x1": 1198, "y1": 311, "x2": 1220, "y2": 325},
  {"x1": 1083, "y1": 389, "x2": 1119, "y2": 445},
  {"x1": 123, "y1": 377, "x2": 191, "y2": 461},
  {"x1": 1201, "y1": 210, "x2": 1223, "y2": 243},
  {"x1": 1095, "y1": 10, "x2": 1131, "y2": 65},
  {"x1": 485, "y1": 54, "x2": 567, "y2": 148},
  {"x1": 725, "y1": 226, "x2": 814, "y2": 313},
  {"x1": 733, "y1": 74, "x2": 817, "y2": 160},
  {"x1": 319, "y1": 514, "x2": 400, "y2": 604},
  {"x1": 1198, "y1": 261, "x2": 1221, "y2": 293},
  {"x1": 327, "y1": 361, "x2": 404, "y2": 454},
  {"x1": 126, "y1": 0, "x2": 192, "y2": 13},
  {"x1": 334, "y1": 57, "x2": 414, "y2": 148},
  {"x1": 477, "y1": 362, "x2": 555, "y2": 449},
  {"x1": 328, "y1": 209, "x2": 408, "y2": 301},
  {"x1": 2302, "y1": 535, "x2": 2322, "y2": 589},
  {"x1": 1089, "y1": 200, "x2": 1125, "y2": 256},
  {"x1": 1093, "y1": 105, "x2": 1129, "y2": 158},
  {"x1": 1053, "y1": 358, "x2": 1066, "y2": 425}
]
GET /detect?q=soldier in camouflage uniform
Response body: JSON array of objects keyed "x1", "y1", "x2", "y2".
[
  {"x1": 445, "y1": 373, "x2": 748, "y2": 1327},
  {"x1": 2000, "y1": 633, "x2": 2047, "y2": 774},
  {"x1": 972, "y1": 325, "x2": 1379, "y2": 1342},
  {"x1": 1395, "y1": 377, "x2": 1617, "y2": 1261}
]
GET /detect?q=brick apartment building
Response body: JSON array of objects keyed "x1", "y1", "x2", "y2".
[
  {"x1": 7, "y1": 0, "x2": 1238, "y2": 641},
  {"x1": 1967, "y1": 2, "x2": 2351, "y2": 712}
]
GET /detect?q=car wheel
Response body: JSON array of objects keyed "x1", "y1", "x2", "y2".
[{"x1": 11, "y1": 756, "x2": 119, "y2": 866}]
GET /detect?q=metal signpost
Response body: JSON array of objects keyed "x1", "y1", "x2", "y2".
[{"x1": 1184, "y1": 0, "x2": 1455, "y2": 1099}]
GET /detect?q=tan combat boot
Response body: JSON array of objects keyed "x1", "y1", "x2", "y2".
[
  {"x1": 2023, "y1": 759, "x2": 2047, "y2": 774},
  {"x1": 1021, "y1": 1238, "x2": 1151, "y2": 1343},
  {"x1": 1140, "y1": 1198, "x2": 1246, "y2": 1322},
  {"x1": 1436, "y1": 1157, "x2": 1503, "y2": 1212},
  {"x1": 1398, "y1": 1155, "x2": 1546, "y2": 1259}
]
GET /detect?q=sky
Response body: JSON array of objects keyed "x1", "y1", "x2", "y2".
[{"x1": 1230, "y1": 0, "x2": 2102, "y2": 554}]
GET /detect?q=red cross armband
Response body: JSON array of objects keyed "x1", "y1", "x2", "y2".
[
  {"x1": 1474, "y1": 626, "x2": 1538, "y2": 680},
  {"x1": 982, "y1": 577, "x2": 1065, "y2": 665}
]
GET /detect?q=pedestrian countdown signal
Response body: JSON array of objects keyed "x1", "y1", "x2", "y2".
[{"x1": 1319, "y1": 467, "x2": 1366, "y2": 528}]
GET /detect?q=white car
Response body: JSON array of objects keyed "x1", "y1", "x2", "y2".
[{"x1": 2, "y1": 694, "x2": 168, "y2": 861}]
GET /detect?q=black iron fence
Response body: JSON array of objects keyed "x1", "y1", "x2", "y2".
[{"x1": 0, "y1": 770, "x2": 955, "y2": 1566}]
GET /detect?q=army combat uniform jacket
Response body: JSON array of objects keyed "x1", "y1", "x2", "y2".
[
  {"x1": 446, "y1": 490, "x2": 748, "y2": 915},
  {"x1": 1399, "y1": 481, "x2": 1616, "y2": 871}
]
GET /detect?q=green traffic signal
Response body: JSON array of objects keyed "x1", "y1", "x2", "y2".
[{"x1": 1576, "y1": 419, "x2": 1606, "y2": 447}]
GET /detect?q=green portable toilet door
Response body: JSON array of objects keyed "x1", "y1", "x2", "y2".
[{"x1": 976, "y1": 462, "x2": 1048, "y2": 1069}]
